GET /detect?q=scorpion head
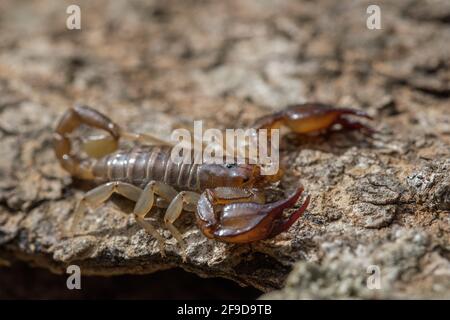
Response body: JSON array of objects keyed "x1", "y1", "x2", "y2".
[{"x1": 198, "y1": 163, "x2": 282, "y2": 190}]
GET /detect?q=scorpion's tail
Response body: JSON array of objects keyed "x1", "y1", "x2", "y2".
[{"x1": 53, "y1": 105, "x2": 121, "y2": 180}]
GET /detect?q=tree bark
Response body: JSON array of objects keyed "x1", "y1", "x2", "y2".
[{"x1": 0, "y1": 0, "x2": 448, "y2": 298}]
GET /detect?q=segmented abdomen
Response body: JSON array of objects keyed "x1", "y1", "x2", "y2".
[{"x1": 92, "y1": 146, "x2": 200, "y2": 190}]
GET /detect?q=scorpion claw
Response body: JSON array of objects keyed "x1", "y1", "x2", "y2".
[
  {"x1": 196, "y1": 187, "x2": 309, "y2": 243},
  {"x1": 268, "y1": 193, "x2": 310, "y2": 238},
  {"x1": 253, "y1": 103, "x2": 375, "y2": 135}
]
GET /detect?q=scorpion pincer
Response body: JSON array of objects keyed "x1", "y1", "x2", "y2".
[{"x1": 53, "y1": 103, "x2": 373, "y2": 258}]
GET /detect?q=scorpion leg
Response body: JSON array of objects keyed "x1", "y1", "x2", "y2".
[
  {"x1": 71, "y1": 182, "x2": 141, "y2": 233},
  {"x1": 133, "y1": 181, "x2": 178, "y2": 256},
  {"x1": 134, "y1": 181, "x2": 178, "y2": 217},
  {"x1": 71, "y1": 181, "x2": 172, "y2": 257},
  {"x1": 164, "y1": 191, "x2": 201, "y2": 261}
]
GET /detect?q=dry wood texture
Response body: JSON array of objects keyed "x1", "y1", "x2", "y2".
[{"x1": 0, "y1": 0, "x2": 448, "y2": 298}]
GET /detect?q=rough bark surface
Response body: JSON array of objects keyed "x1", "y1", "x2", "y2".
[{"x1": 0, "y1": 0, "x2": 448, "y2": 298}]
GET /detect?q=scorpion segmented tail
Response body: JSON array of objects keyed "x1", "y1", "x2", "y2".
[{"x1": 53, "y1": 105, "x2": 121, "y2": 180}]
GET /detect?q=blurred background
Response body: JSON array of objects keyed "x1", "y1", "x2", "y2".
[{"x1": 0, "y1": 262, "x2": 260, "y2": 299}]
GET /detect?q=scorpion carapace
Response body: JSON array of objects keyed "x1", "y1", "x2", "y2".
[{"x1": 53, "y1": 103, "x2": 373, "y2": 258}]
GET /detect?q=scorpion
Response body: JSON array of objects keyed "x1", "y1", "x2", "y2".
[{"x1": 53, "y1": 103, "x2": 373, "y2": 258}]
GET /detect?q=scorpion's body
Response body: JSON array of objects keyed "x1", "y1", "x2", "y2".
[
  {"x1": 91, "y1": 146, "x2": 261, "y2": 192},
  {"x1": 92, "y1": 146, "x2": 202, "y2": 190},
  {"x1": 54, "y1": 103, "x2": 373, "y2": 259}
]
